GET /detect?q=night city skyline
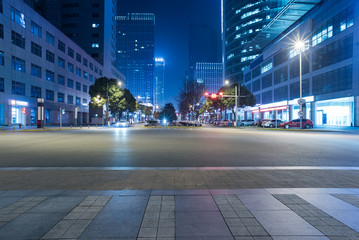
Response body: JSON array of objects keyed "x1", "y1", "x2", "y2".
[{"x1": 118, "y1": 0, "x2": 221, "y2": 105}]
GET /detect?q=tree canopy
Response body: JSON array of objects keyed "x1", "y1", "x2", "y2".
[
  {"x1": 89, "y1": 77, "x2": 136, "y2": 117},
  {"x1": 176, "y1": 80, "x2": 205, "y2": 119},
  {"x1": 159, "y1": 103, "x2": 177, "y2": 122}
]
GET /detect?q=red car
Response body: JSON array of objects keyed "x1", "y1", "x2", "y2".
[{"x1": 280, "y1": 119, "x2": 313, "y2": 129}]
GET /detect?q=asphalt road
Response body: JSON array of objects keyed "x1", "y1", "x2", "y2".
[{"x1": 0, "y1": 127, "x2": 358, "y2": 167}]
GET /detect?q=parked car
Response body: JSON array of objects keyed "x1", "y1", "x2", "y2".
[
  {"x1": 214, "y1": 120, "x2": 222, "y2": 125},
  {"x1": 239, "y1": 119, "x2": 255, "y2": 126},
  {"x1": 263, "y1": 120, "x2": 283, "y2": 128},
  {"x1": 254, "y1": 119, "x2": 271, "y2": 127},
  {"x1": 114, "y1": 120, "x2": 130, "y2": 128},
  {"x1": 280, "y1": 119, "x2": 313, "y2": 129},
  {"x1": 218, "y1": 120, "x2": 233, "y2": 127}
]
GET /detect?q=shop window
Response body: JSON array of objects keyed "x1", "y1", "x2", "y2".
[
  {"x1": 12, "y1": 81, "x2": 25, "y2": 95},
  {"x1": 31, "y1": 42, "x2": 42, "y2": 57}
]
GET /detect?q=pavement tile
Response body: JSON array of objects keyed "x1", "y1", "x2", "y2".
[
  {"x1": 230, "y1": 226, "x2": 251, "y2": 236},
  {"x1": 141, "y1": 218, "x2": 159, "y2": 228},
  {"x1": 157, "y1": 227, "x2": 175, "y2": 238},
  {"x1": 176, "y1": 211, "x2": 232, "y2": 237},
  {"x1": 175, "y1": 196, "x2": 218, "y2": 212},
  {"x1": 29, "y1": 196, "x2": 84, "y2": 213}
]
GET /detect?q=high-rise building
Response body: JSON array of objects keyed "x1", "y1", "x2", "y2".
[
  {"x1": 116, "y1": 13, "x2": 155, "y2": 104},
  {"x1": 0, "y1": 0, "x2": 105, "y2": 126},
  {"x1": 32, "y1": 0, "x2": 123, "y2": 81},
  {"x1": 195, "y1": 63, "x2": 223, "y2": 94},
  {"x1": 188, "y1": 22, "x2": 221, "y2": 81},
  {"x1": 155, "y1": 58, "x2": 165, "y2": 108},
  {"x1": 223, "y1": 0, "x2": 288, "y2": 83}
]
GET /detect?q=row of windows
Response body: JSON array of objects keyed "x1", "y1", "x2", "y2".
[
  {"x1": 312, "y1": 6, "x2": 354, "y2": 46},
  {"x1": 7, "y1": 80, "x2": 86, "y2": 105},
  {"x1": 9, "y1": 6, "x2": 101, "y2": 75},
  {"x1": 249, "y1": 65, "x2": 352, "y2": 104}
]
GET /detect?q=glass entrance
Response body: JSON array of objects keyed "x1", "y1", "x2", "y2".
[
  {"x1": 11, "y1": 106, "x2": 25, "y2": 125},
  {"x1": 315, "y1": 97, "x2": 354, "y2": 126}
]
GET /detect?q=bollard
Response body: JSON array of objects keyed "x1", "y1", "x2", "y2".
[
  {"x1": 80, "y1": 125, "x2": 82, "y2": 129},
  {"x1": 88, "y1": 125, "x2": 90, "y2": 129},
  {"x1": 13, "y1": 126, "x2": 15, "y2": 132}
]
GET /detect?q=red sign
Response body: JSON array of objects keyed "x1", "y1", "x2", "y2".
[{"x1": 22, "y1": 107, "x2": 26, "y2": 114}]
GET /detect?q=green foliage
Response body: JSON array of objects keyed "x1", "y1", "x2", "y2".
[
  {"x1": 137, "y1": 101, "x2": 153, "y2": 117},
  {"x1": 176, "y1": 80, "x2": 205, "y2": 118},
  {"x1": 89, "y1": 77, "x2": 137, "y2": 117},
  {"x1": 159, "y1": 103, "x2": 177, "y2": 122}
]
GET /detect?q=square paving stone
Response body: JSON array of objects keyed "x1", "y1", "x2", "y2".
[
  {"x1": 175, "y1": 196, "x2": 218, "y2": 212},
  {"x1": 157, "y1": 227, "x2": 175, "y2": 238},
  {"x1": 251, "y1": 210, "x2": 324, "y2": 236},
  {"x1": 28, "y1": 196, "x2": 84, "y2": 213},
  {"x1": 0, "y1": 197, "x2": 22, "y2": 209},
  {"x1": 0, "y1": 212, "x2": 66, "y2": 240},
  {"x1": 176, "y1": 211, "x2": 232, "y2": 238},
  {"x1": 101, "y1": 196, "x2": 148, "y2": 213}
]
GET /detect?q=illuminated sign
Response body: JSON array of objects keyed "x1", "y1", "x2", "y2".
[
  {"x1": 9, "y1": 100, "x2": 29, "y2": 106},
  {"x1": 252, "y1": 106, "x2": 287, "y2": 113}
]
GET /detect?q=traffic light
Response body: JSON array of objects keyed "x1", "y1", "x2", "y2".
[
  {"x1": 61, "y1": 109, "x2": 65, "y2": 115},
  {"x1": 211, "y1": 93, "x2": 217, "y2": 99},
  {"x1": 21, "y1": 107, "x2": 26, "y2": 114},
  {"x1": 219, "y1": 92, "x2": 224, "y2": 99},
  {"x1": 204, "y1": 92, "x2": 209, "y2": 97}
]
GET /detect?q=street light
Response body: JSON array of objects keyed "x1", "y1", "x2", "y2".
[
  {"x1": 295, "y1": 40, "x2": 306, "y2": 129},
  {"x1": 224, "y1": 80, "x2": 239, "y2": 127}
]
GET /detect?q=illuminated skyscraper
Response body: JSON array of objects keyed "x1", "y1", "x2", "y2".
[
  {"x1": 223, "y1": 0, "x2": 288, "y2": 83},
  {"x1": 195, "y1": 63, "x2": 223, "y2": 94},
  {"x1": 155, "y1": 58, "x2": 165, "y2": 108},
  {"x1": 116, "y1": 13, "x2": 155, "y2": 104}
]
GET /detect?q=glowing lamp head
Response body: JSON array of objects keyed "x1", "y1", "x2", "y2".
[
  {"x1": 204, "y1": 92, "x2": 209, "y2": 97},
  {"x1": 295, "y1": 40, "x2": 305, "y2": 50},
  {"x1": 219, "y1": 92, "x2": 223, "y2": 96},
  {"x1": 225, "y1": 80, "x2": 230, "y2": 85},
  {"x1": 163, "y1": 119, "x2": 167, "y2": 124}
]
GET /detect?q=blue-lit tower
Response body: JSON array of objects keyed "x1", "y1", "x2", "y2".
[{"x1": 116, "y1": 13, "x2": 155, "y2": 104}]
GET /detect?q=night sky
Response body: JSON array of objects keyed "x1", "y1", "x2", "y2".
[{"x1": 118, "y1": 0, "x2": 221, "y2": 106}]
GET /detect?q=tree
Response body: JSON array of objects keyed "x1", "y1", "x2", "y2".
[
  {"x1": 159, "y1": 103, "x2": 177, "y2": 122},
  {"x1": 137, "y1": 101, "x2": 153, "y2": 119},
  {"x1": 89, "y1": 77, "x2": 136, "y2": 120},
  {"x1": 176, "y1": 80, "x2": 205, "y2": 120}
]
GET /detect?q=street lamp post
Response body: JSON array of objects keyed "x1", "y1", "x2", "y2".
[
  {"x1": 225, "y1": 80, "x2": 239, "y2": 127},
  {"x1": 295, "y1": 41, "x2": 306, "y2": 129}
]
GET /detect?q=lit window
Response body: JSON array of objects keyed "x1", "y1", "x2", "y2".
[
  {"x1": 10, "y1": 7, "x2": 25, "y2": 28},
  {"x1": 261, "y1": 60, "x2": 273, "y2": 74},
  {"x1": 92, "y1": 23, "x2": 99, "y2": 28},
  {"x1": 92, "y1": 43, "x2": 99, "y2": 48}
]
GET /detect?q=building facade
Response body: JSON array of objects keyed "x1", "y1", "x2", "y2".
[
  {"x1": 116, "y1": 13, "x2": 155, "y2": 104},
  {"x1": 154, "y1": 58, "x2": 165, "y2": 108},
  {"x1": 0, "y1": 0, "x2": 104, "y2": 126},
  {"x1": 223, "y1": 0, "x2": 288, "y2": 83},
  {"x1": 32, "y1": 0, "x2": 123, "y2": 80},
  {"x1": 242, "y1": 0, "x2": 358, "y2": 127},
  {"x1": 195, "y1": 62, "x2": 223, "y2": 94}
]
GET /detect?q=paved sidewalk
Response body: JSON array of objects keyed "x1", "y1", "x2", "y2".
[{"x1": 0, "y1": 188, "x2": 359, "y2": 239}]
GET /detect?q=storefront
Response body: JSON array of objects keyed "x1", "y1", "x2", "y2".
[
  {"x1": 315, "y1": 97, "x2": 354, "y2": 126},
  {"x1": 9, "y1": 99, "x2": 29, "y2": 125}
]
